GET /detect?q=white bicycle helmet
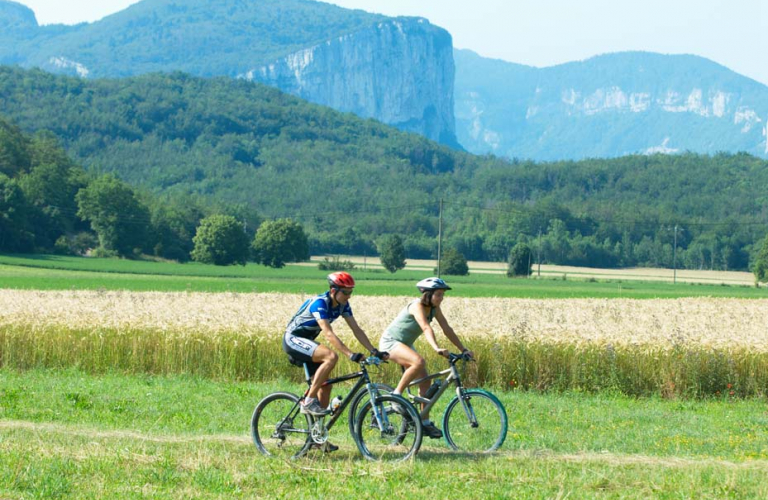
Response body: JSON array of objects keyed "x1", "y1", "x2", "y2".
[{"x1": 416, "y1": 277, "x2": 452, "y2": 292}]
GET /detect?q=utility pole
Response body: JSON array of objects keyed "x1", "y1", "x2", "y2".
[
  {"x1": 537, "y1": 227, "x2": 542, "y2": 277},
  {"x1": 527, "y1": 248, "x2": 532, "y2": 278},
  {"x1": 437, "y1": 198, "x2": 443, "y2": 277},
  {"x1": 673, "y1": 224, "x2": 679, "y2": 284}
]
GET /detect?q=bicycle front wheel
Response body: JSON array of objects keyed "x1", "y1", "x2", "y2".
[
  {"x1": 442, "y1": 389, "x2": 507, "y2": 452},
  {"x1": 251, "y1": 392, "x2": 310, "y2": 459},
  {"x1": 347, "y1": 383, "x2": 394, "y2": 438},
  {"x1": 354, "y1": 394, "x2": 422, "y2": 462}
]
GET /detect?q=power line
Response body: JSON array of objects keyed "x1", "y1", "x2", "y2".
[{"x1": 440, "y1": 200, "x2": 768, "y2": 229}]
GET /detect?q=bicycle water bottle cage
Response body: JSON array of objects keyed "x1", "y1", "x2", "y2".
[{"x1": 425, "y1": 381, "x2": 441, "y2": 399}]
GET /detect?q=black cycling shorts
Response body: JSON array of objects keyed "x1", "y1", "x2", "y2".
[{"x1": 283, "y1": 333, "x2": 321, "y2": 376}]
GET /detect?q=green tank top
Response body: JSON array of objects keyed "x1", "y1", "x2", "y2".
[{"x1": 384, "y1": 300, "x2": 436, "y2": 347}]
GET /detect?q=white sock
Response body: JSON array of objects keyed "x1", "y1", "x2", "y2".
[{"x1": 392, "y1": 390, "x2": 401, "y2": 396}]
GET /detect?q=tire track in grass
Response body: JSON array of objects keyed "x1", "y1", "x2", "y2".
[
  {"x1": 4, "y1": 419, "x2": 768, "y2": 470},
  {"x1": 0, "y1": 419, "x2": 250, "y2": 445}
]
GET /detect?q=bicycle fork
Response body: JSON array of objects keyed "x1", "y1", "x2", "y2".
[
  {"x1": 367, "y1": 384, "x2": 394, "y2": 435},
  {"x1": 458, "y1": 390, "x2": 480, "y2": 428}
]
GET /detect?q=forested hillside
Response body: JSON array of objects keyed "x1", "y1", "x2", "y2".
[
  {"x1": 1, "y1": 66, "x2": 767, "y2": 270},
  {"x1": 0, "y1": 114, "x2": 257, "y2": 259}
]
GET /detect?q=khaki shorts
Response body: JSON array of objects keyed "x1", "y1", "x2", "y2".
[{"x1": 379, "y1": 334, "x2": 416, "y2": 354}]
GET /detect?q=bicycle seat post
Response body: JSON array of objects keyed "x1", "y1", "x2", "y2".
[{"x1": 303, "y1": 363, "x2": 311, "y2": 385}]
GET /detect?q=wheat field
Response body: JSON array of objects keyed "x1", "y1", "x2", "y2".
[{"x1": 2, "y1": 289, "x2": 767, "y2": 396}]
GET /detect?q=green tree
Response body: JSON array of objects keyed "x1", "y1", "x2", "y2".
[
  {"x1": 18, "y1": 134, "x2": 88, "y2": 247},
  {"x1": 378, "y1": 234, "x2": 406, "y2": 273},
  {"x1": 0, "y1": 174, "x2": 35, "y2": 252},
  {"x1": 0, "y1": 118, "x2": 31, "y2": 177},
  {"x1": 191, "y1": 214, "x2": 249, "y2": 266},
  {"x1": 507, "y1": 242, "x2": 532, "y2": 277},
  {"x1": 440, "y1": 247, "x2": 468, "y2": 276},
  {"x1": 251, "y1": 218, "x2": 309, "y2": 268},
  {"x1": 753, "y1": 236, "x2": 768, "y2": 284},
  {"x1": 75, "y1": 174, "x2": 150, "y2": 257}
]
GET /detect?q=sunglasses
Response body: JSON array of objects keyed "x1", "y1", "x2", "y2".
[{"x1": 337, "y1": 288, "x2": 354, "y2": 296}]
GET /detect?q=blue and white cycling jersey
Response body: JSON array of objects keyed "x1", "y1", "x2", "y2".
[{"x1": 284, "y1": 291, "x2": 352, "y2": 341}]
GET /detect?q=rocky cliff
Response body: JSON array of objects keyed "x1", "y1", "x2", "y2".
[
  {"x1": 243, "y1": 17, "x2": 457, "y2": 146},
  {"x1": 455, "y1": 50, "x2": 768, "y2": 161}
]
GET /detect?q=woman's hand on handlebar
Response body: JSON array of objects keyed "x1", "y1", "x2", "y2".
[{"x1": 370, "y1": 348, "x2": 389, "y2": 361}]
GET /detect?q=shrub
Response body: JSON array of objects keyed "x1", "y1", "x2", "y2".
[
  {"x1": 191, "y1": 214, "x2": 249, "y2": 266},
  {"x1": 507, "y1": 242, "x2": 532, "y2": 277},
  {"x1": 439, "y1": 248, "x2": 468, "y2": 276},
  {"x1": 251, "y1": 218, "x2": 309, "y2": 268},
  {"x1": 378, "y1": 234, "x2": 406, "y2": 273},
  {"x1": 317, "y1": 256, "x2": 356, "y2": 271}
]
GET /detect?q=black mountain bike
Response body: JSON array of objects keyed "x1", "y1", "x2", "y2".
[
  {"x1": 350, "y1": 352, "x2": 508, "y2": 453},
  {"x1": 251, "y1": 356, "x2": 423, "y2": 461}
]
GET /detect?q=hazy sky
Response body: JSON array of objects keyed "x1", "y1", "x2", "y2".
[{"x1": 13, "y1": 0, "x2": 768, "y2": 86}]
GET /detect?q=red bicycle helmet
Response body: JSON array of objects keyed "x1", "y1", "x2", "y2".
[{"x1": 328, "y1": 271, "x2": 355, "y2": 289}]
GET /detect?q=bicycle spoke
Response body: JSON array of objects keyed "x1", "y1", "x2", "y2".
[
  {"x1": 354, "y1": 395, "x2": 422, "y2": 461},
  {"x1": 252, "y1": 393, "x2": 311, "y2": 459},
  {"x1": 443, "y1": 390, "x2": 507, "y2": 453}
]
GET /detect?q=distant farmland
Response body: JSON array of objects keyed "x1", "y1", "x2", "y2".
[{"x1": 304, "y1": 256, "x2": 757, "y2": 286}]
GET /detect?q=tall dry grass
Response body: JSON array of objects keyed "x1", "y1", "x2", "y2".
[{"x1": 2, "y1": 290, "x2": 767, "y2": 397}]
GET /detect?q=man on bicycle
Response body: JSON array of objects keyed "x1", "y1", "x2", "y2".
[{"x1": 283, "y1": 272, "x2": 387, "y2": 420}]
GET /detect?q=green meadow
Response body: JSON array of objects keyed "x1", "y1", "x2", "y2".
[
  {"x1": 0, "y1": 253, "x2": 765, "y2": 298},
  {"x1": 2, "y1": 369, "x2": 768, "y2": 499}
]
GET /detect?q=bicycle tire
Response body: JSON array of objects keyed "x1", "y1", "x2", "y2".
[
  {"x1": 346, "y1": 383, "x2": 395, "y2": 438},
  {"x1": 251, "y1": 392, "x2": 311, "y2": 459},
  {"x1": 442, "y1": 389, "x2": 507, "y2": 452},
  {"x1": 353, "y1": 393, "x2": 422, "y2": 461}
]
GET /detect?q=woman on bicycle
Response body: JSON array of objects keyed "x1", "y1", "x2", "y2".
[
  {"x1": 283, "y1": 272, "x2": 386, "y2": 421},
  {"x1": 379, "y1": 277, "x2": 474, "y2": 439}
]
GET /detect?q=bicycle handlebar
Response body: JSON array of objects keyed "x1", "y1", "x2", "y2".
[
  {"x1": 362, "y1": 356, "x2": 385, "y2": 367},
  {"x1": 448, "y1": 352, "x2": 474, "y2": 363}
]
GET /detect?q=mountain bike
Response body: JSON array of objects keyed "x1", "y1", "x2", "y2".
[
  {"x1": 350, "y1": 352, "x2": 507, "y2": 453},
  {"x1": 251, "y1": 356, "x2": 423, "y2": 461}
]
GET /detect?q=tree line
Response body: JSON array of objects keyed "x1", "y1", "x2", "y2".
[{"x1": 0, "y1": 116, "x2": 298, "y2": 266}]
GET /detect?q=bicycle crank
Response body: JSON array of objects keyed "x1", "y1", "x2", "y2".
[{"x1": 310, "y1": 419, "x2": 328, "y2": 444}]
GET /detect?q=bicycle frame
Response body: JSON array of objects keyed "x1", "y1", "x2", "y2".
[
  {"x1": 297, "y1": 359, "x2": 391, "y2": 435},
  {"x1": 403, "y1": 354, "x2": 465, "y2": 418}
]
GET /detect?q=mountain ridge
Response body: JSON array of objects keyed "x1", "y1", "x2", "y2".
[{"x1": 454, "y1": 49, "x2": 768, "y2": 161}]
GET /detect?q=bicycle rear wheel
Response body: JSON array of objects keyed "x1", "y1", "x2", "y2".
[
  {"x1": 251, "y1": 392, "x2": 310, "y2": 459},
  {"x1": 442, "y1": 389, "x2": 507, "y2": 452},
  {"x1": 353, "y1": 394, "x2": 422, "y2": 461}
]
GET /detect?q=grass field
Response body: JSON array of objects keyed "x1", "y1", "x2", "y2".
[
  {"x1": 2, "y1": 369, "x2": 768, "y2": 499},
  {"x1": 0, "y1": 253, "x2": 765, "y2": 299},
  {"x1": 3, "y1": 253, "x2": 768, "y2": 497}
]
